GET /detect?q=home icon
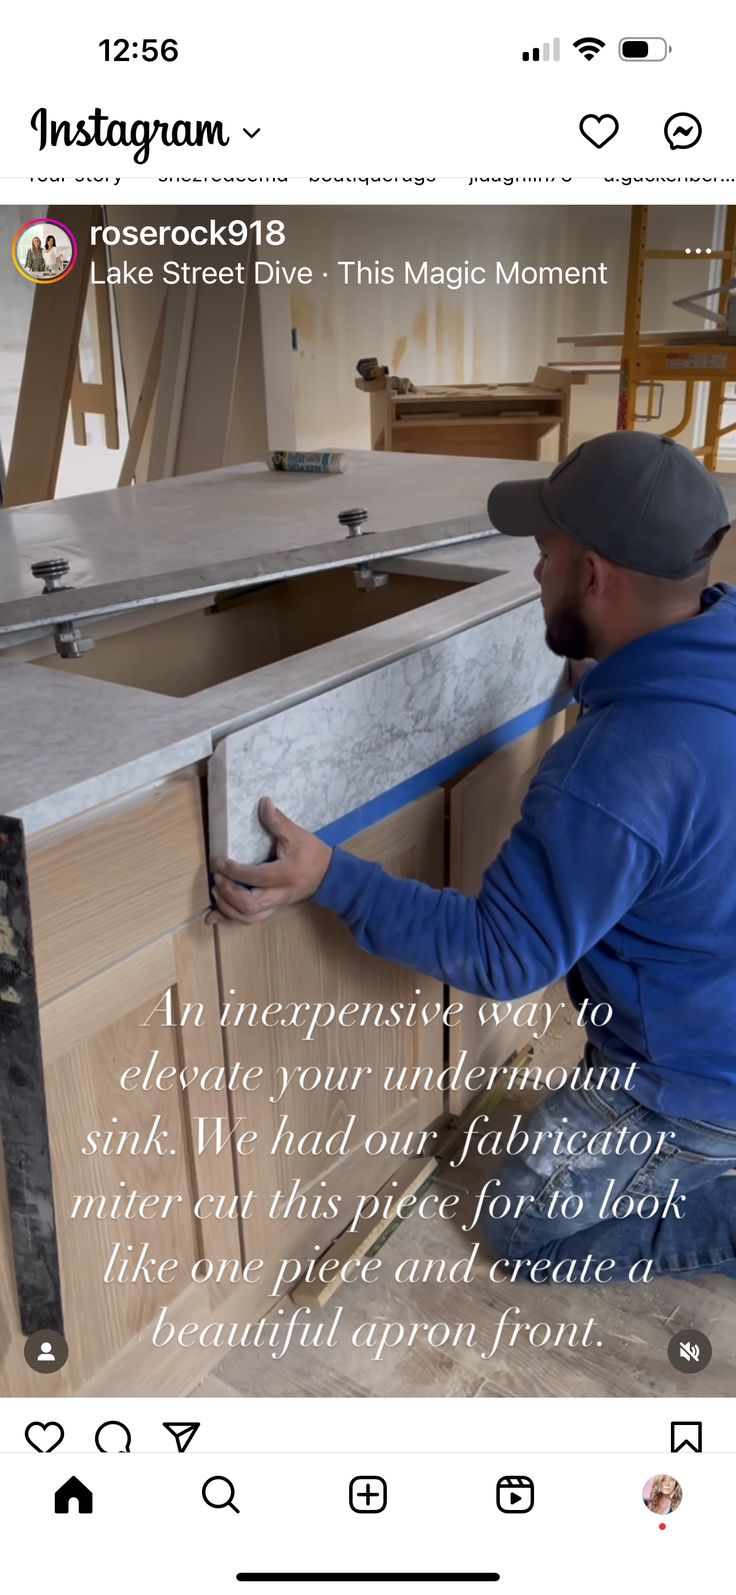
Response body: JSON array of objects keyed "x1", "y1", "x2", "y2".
[{"x1": 54, "y1": 1476, "x2": 94, "y2": 1514}]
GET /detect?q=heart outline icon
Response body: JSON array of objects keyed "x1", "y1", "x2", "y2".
[
  {"x1": 580, "y1": 114, "x2": 620, "y2": 149},
  {"x1": 25, "y1": 1421, "x2": 64, "y2": 1453}
]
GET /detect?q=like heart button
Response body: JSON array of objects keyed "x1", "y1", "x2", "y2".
[
  {"x1": 25, "y1": 1421, "x2": 64, "y2": 1453},
  {"x1": 580, "y1": 114, "x2": 619, "y2": 149}
]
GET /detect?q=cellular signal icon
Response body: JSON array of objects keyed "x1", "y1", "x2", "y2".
[
  {"x1": 522, "y1": 38, "x2": 560, "y2": 62},
  {"x1": 573, "y1": 36, "x2": 606, "y2": 60}
]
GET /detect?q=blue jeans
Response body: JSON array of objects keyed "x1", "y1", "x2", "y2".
[{"x1": 481, "y1": 1052, "x2": 736, "y2": 1282}]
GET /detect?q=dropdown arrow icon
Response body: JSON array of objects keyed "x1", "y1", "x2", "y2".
[{"x1": 243, "y1": 127, "x2": 261, "y2": 139}]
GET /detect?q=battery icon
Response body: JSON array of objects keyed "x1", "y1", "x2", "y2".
[{"x1": 619, "y1": 37, "x2": 670, "y2": 60}]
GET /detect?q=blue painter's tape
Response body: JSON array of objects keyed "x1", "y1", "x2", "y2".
[{"x1": 315, "y1": 688, "x2": 572, "y2": 848}]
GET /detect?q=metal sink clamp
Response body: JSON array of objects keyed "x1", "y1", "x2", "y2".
[
  {"x1": 337, "y1": 507, "x2": 390, "y2": 591},
  {"x1": 31, "y1": 559, "x2": 95, "y2": 659}
]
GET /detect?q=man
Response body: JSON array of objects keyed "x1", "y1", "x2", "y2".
[{"x1": 207, "y1": 431, "x2": 736, "y2": 1283}]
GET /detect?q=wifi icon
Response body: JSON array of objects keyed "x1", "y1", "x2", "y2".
[{"x1": 574, "y1": 36, "x2": 606, "y2": 60}]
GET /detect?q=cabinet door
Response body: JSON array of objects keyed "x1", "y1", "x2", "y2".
[
  {"x1": 0, "y1": 778, "x2": 245, "y2": 1398},
  {"x1": 215, "y1": 789, "x2": 445, "y2": 1317},
  {"x1": 0, "y1": 918, "x2": 242, "y2": 1398},
  {"x1": 447, "y1": 714, "x2": 566, "y2": 1115}
]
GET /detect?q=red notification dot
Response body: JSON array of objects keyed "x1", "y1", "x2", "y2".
[{"x1": 659, "y1": 1523, "x2": 667, "y2": 1531}]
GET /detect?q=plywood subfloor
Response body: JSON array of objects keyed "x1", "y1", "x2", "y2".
[{"x1": 194, "y1": 987, "x2": 736, "y2": 1398}]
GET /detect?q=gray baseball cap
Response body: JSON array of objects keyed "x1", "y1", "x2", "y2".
[{"x1": 488, "y1": 431, "x2": 732, "y2": 578}]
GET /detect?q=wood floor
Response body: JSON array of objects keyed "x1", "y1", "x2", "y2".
[{"x1": 194, "y1": 988, "x2": 736, "y2": 1399}]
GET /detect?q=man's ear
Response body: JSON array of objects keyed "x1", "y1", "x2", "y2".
[{"x1": 585, "y1": 550, "x2": 612, "y2": 597}]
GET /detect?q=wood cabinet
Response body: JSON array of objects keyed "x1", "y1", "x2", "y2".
[
  {"x1": 215, "y1": 789, "x2": 446, "y2": 1320},
  {"x1": 357, "y1": 374, "x2": 570, "y2": 460},
  {"x1": 446, "y1": 714, "x2": 566, "y2": 1114},
  {"x1": 0, "y1": 776, "x2": 242, "y2": 1397},
  {"x1": 0, "y1": 718, "x2": 563, "y2": 1394}
]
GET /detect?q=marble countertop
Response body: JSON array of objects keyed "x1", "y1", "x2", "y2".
[
  {"x1": 0, "y1": 664, "x2": 212, "y2": 837},
  {"x1": 1, "y1": 451, "x2": 552, "y2": 836},
  {"x1": 0, "y1": 449, "x2": 540, "y2": 603},
  {"x1": 4, "y1": 449, "x2": 732, "y2": 838}
]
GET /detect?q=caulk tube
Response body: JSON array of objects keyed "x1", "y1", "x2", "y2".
[{"x1": 268, "y1": 451, "x2": 347, "y2": 473}]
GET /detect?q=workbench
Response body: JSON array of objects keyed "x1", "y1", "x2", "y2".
[{"x1": 357, "y1": 367, "x2": 573, "y2": 461}]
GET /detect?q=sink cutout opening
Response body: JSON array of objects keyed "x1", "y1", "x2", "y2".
[{"x1": 29, "y1": 567, "x2": 499, "y2": 698}]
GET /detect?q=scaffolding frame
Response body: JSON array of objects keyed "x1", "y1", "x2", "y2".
[{"x1": 617, "y1": 205, "x2": 736, "y2": 470}]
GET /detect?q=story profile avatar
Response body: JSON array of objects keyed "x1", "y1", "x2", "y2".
[{"x1": 12, "y1": 217, "x2": 77, "y2": 283}]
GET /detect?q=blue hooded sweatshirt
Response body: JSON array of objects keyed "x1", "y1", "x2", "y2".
[{"x1": 313, "y1": 583, "x2": 736, "y2": 1124}]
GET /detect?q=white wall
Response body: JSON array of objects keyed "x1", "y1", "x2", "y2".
[{"x1": 275, "y1": 204, "x2": 722, "y2": 455}]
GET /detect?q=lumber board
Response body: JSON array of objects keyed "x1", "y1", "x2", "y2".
[{"x1": 558, "y1": 330, "x2": 736, "y2": 349}]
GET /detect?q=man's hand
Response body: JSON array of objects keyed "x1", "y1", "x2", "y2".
[{"x1": 205, "y1": 796, "x2": 333, "y2": 928}]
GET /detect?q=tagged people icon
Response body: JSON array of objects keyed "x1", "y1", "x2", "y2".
[{"x1": 23, "y1": 1329, "x2": 69, "y2": 1374}]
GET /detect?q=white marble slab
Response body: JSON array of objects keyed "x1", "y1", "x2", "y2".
[
  {"x1": 209, "y1": 600, "x2": 563, "y2": 862},
  {"x1": 0, "y1": 663, "x2": 211, "y2": 835},
  {"x1": 2, "y1": 449, "x2": 733, "y2": 605},
  {"x1": 0, "y1": 454, "x2": 561, "y2": 838},
  {"x1": 181, "y1": 542, "x2": 537, "y2": 735},
  {"x1": 0, "y1": 534, "x2": 540, "y2": 836},
  {"x1": 0, "y1": 450, "x2": 544, "y2": 603}
]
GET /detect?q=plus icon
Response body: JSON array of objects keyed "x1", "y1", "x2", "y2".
[{"x1": 349, "y1": 1476, "x2": 388, "y2": 1513}]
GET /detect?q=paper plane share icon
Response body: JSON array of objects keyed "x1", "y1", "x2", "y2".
[{"x1": 163, "y1": 1421, "x2": 201, "y2": 1454}]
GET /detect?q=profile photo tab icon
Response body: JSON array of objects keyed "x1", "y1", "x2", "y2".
[{"x1": 643, "y1": 1473, "x2": 683, "y2": 1520}]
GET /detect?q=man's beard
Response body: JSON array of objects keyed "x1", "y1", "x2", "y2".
[{"x1": 544, "y1": 599, "x2": 593, "y2": 661}]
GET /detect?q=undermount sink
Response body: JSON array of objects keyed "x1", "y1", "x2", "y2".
[{"x1": 30, "y1": 566, "x2": 504, "y2": 699}]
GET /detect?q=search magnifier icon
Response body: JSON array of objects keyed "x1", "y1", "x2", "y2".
[{"x1": 202, "y1": 1475, "x2": 240, "y2": 1513}]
